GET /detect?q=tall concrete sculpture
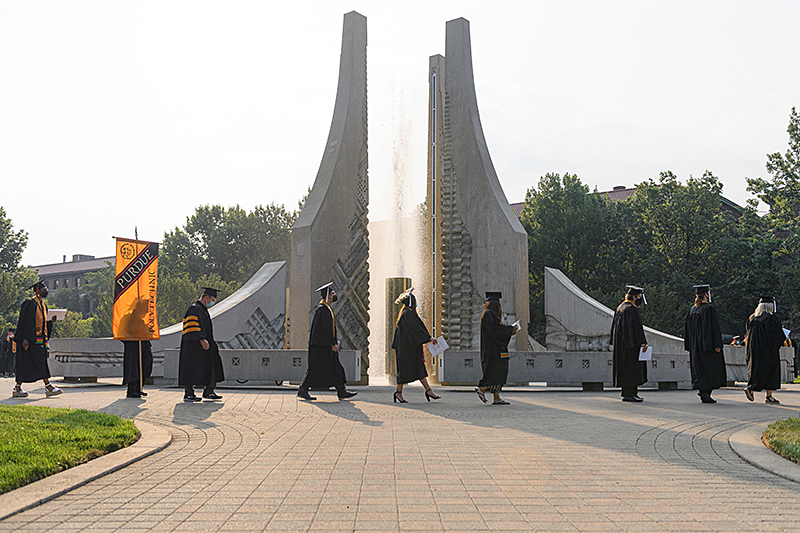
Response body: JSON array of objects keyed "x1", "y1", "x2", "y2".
[
  {"x1": 288, "y1": 11, "x2": 370, "y2": 383},
  {"x1": 427, "y1": 18, "x2": 529, "y2": 356}
]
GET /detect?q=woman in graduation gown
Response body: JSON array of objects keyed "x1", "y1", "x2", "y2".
[
  {"x1": 476, "y1": 292, "x2": 518, "y2": 405},
  {"x1": 391, "y1": 288, "x2": 439, "y2": 403},
  {"x1": 683, "y1": 284, "x2": 727, "y2": 403},
  {"x1": 745, "y1": 297, "x2": 790, "y2": 404}
]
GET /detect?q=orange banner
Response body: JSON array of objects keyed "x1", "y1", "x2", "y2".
[{"x1": 112, "y1": 238, "x2": 160, "y2": 341}]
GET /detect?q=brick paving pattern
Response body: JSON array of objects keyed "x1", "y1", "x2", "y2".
[{"x1": 2, "y1": 381, "x2": 800, "y2": 532}]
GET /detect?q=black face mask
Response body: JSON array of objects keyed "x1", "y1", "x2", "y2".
[
  {"x1": 38, "y1": 288, "x2": 49, "y2": 299},
  {"x1": 331, "y1": 294, "x2": 338, "y2": 303}
]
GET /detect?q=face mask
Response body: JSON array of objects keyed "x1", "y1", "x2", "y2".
[
  {"x1": 207, "y1": 300, "x2": 215, "y2": 308},
  {"x1": 39, "y1": 288, "x2": 48, "y2": 299},
  {"x1": 331, "y1": 294, "x2": 338, "y2": 303}
]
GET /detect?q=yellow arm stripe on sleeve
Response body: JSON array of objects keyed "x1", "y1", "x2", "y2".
[
  {"x1": 183, "y1": 327, "x2": 202, "y2": 334},
  {"x1": 183, "y1": 319, "x2": 200, "y2": 327},
  {"x1": 183, "y1": 316, "x2": 199, "y2": 324}
]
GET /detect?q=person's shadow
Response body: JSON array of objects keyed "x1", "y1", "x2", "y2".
[{"x1": 171, "y1": 400, "x2": 223, "y2": 428}]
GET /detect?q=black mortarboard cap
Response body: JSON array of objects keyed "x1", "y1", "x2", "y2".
[
  {"x1": 316, "y1": 282, "x2": 334, "y2": 296},
  {"x1": 202, "y1": 287, "x2": 218, "y2": 298},
  {"x1": 29, "y1": 280, "x2": 45, "y2": 291},
  {"x1": 485, "y1": 292, "x2": 502, "y2": 301},
  {"x1": 693, "y1": 284, "x2": 710, "y2": 294},
  {"x1": 625, "y1": 285, "x2": 644, "y2": 296}
]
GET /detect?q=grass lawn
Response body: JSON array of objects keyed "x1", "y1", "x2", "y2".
[
  {"x1": 0, "y1": 405, "x2": 139, "y2": 494},
  {"x1": 764, "y1": 417, "x2": 800, "y2": 464}
]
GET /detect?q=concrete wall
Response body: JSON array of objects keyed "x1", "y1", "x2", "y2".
[
  {"x1": 438, "y1": 347, "x2": 794, "y2": 388},
  {"x1": 544, "y1": 267, "x2": 684, "y2": 353},
  {"x1": 160, "y1": 349, "x2": 361, "y2": 386}
]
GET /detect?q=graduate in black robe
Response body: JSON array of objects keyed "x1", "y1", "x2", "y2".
[
  {"x1": 476, "y1": 292, "x2": 518, "y2": 405},
  {"x1": 745, "y1": 297, "x2": 790, "y2": 404},
  {"x1": 178, "y1": 287, "x2": 224, "y2": 401},
  {"x1": 684, "y1": 284, "x2": 727, "y2": 403},
  {"x1": 610, "y1": 285, "x2": 647, "y2": 402},
  {"x1": 13, "y1": 281, "x2": 61, "y2": 398},
  {"x1": 297, "y1": 283, "x2": 357, "y2": 401},
  {"x1": 390, "y1": 288, "x2": 439, "y2": 403}
]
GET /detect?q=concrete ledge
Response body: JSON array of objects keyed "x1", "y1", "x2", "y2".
[
  {"x1": 729, "y1": 422, "x2": 800, "y2": 483},
  {"x1": 0, "y1": 420, "x2": 172, "y2": 520}
]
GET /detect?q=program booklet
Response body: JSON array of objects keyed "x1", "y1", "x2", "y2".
[{"x1": 427, "y1": 336, "x2": 449, "y2": 357}]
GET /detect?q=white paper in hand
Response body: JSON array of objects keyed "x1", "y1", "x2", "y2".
[
  {"x1": 427, "y1": 336, "x2": 449, "y2": 357},
  {"x1": 638, "y1": 346, "x2": 652, "y2": 361}
]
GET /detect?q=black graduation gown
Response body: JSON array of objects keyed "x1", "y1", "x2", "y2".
[
  {"x1": 122, "y1": 340, "x2": 153, "y2": 386},
  {"x1": 391, "y1": 307, "x2": 431, "y2": 385},
  {"x1": 610, "y1": 301, "x2": 647, "y2": 388},
  {"x1": 301, "y1": 301, "x2": 347, "y2": 389},
  {"x1": 684, "y1": 303, "x2": 727, "y2": 391},
  {"x1": 15, "y1": 298, "x2": 52, "y2": 383},
  {"x1": 178, "y1": 301, "x2": 224, "y2": 386},
  {"x1": 478, "y1": 309, "x2": 515, "y2": 388},
  {"x1": 746, "y1": 313, "x2": 787, "y2": 391}
]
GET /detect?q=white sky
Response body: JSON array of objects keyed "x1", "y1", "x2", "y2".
[{"x1": 2, "y1": 1, "x2": 798, "y2": 267}]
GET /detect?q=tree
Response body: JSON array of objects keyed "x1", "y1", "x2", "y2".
[
  {"x1": 0, "y1": 207, "x2": 28, "y2": 273},
  {"x1": 161, "y1": 203, "x2": 298, "y2": 285},
  {"x1": 520, "y1": 173, "x2": 612, "y2": 341},
  {"x1": 746, "y1": 107, "x2": 800, "y2": 331},
  {"x1": 51, "y1": 311, "x2": 94, "y2": 338},
  {"x1": 156, "y1": 273, "x2": 238, "y2": 328}
]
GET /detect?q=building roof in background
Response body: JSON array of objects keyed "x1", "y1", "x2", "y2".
[{"x1": 32, "y1": 256, "x2": 115, "y2": 276}]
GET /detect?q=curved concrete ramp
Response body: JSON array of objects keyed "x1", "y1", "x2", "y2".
[
  {"x1": 159, "y1": 261, "x2": 287, "y2": 349},
  {"x1": 544, "y1": 266, "x2": 684, "y2": 353}
]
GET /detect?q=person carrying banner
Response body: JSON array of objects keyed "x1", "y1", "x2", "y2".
[
  {"x1": 112, "y1": 237, "x2": 160, "y2": 399},
  {"x1": 179, "y1": 287, "x2": 224, "y2": 402},
  {"x1": 12, "y1": 281, "x2": 61, "y2": 398},
  {"x1": 297, "y1": 283, "x2": 357, "y2": 401}
]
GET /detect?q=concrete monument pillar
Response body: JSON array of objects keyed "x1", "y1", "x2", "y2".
[
  {"x1": 288, "y1": 11, "x2": 370, "y2": 384},
  {"x1": 427, "y1": 18, "x2": 529, "y2": 352}
]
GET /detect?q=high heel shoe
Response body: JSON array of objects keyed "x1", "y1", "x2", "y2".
[
  {"x1": 393, "y1": 391, "x2": 407, "y2": 403},
  {"x1": 424, "y1": 389, "x2": 441, "y2": 402}
]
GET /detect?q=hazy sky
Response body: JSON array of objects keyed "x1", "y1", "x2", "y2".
[{"x1": 2, "y1": 1, "x2": 798, "y2": 267}]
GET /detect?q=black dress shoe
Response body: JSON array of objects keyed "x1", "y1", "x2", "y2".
[
  {"x1": 184, "y1": 394, "x2": 201, "y2": 402},
  {"x1": 700, "y1": 395, "x2": 717, "y2": 403},
  {"x1": 203, "y1": 392, "x2": 222, "y2": 400},
  {"x1": 297, "y1": 389, "x2": 316, "y2": 400},
  {"x1": 126, "y1": 392, "x2": 142, "y2": 399},
  {"x1": 338, "y1": 391, "x2": 357, "y2": 399},
  {"x1": 633, "y1": 395, "x2": 644, "y2": 401},
  {"x1": 139, "y1": 391, "x2": 147, "y2": 397},
  {"x1": 622, "y1": 396, "x2": 643, "y2": 402}
]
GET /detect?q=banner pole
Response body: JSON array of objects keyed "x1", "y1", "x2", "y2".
[{"x1": 138, "y1": 340, "x2": 143, "y2": 395}]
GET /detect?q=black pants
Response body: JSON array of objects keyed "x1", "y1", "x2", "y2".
[{"x1": 621, "y1": 386, "x2": 638, "y2": 398}]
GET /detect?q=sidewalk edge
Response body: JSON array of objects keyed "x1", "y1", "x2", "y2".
[
  {"x1": 729, "y1": 422, "x2": 800, "y2": 483},
  {"x1": 0, "y1": 420, "x2": 171, "y2": 520}
]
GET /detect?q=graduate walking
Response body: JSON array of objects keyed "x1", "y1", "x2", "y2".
[
  {"x1": 744, "y1": 297, "x2": 791, "y2": 404},
  {"x1": 476, "y1": 292, "x2": 518, "y2": 405},
  {"x1": 12, "y1": 281, "x2": 61, "y2": 398},
  {"x1": 297, "y1": 283, "x2": 357, "y2": 401},
  {"x1": 178, "y1": 287, "x2": 224, "y2": 402},
  {"x1": 391, "y1": 288, "x2": 439, "y2": 403},
  {"x1": 684, "y1": 284, "x2": 727, "y2": 403},
  {"x1": 610, "y1": 285, "x2": 648, "y2": 402}
]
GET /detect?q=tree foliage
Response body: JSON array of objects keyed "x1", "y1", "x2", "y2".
[{"x1": 161, "y1": 204, "x2": 297, "y2": 285}]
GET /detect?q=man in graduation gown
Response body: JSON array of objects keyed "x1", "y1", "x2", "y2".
[
  {"x1": 745, "y1": 296, "x2": 790, "y2": 403},
  {"x1": 178, "y1": 287, "x2": 224, "y2": 402},
  {"x1": 13, "y1": 281, "x2": 61, "y2": 398},
  {"x1": 610, "y1": 285, "x2": 648, "y2": 402},
  {"x1": 297, "y1": 283, "x2": 357, "y2": 401},
  {"x1": 1, "y1": 328, "x2": 15, "y2": 378},
  {"x1": 684, "y1": 284, "x2": 726, "y2": 403}
]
